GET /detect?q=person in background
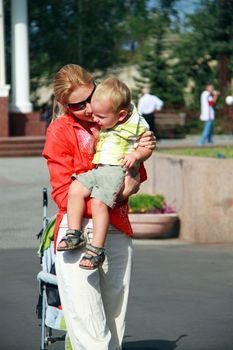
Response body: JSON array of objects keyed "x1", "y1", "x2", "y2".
[
  {"x1": 42, "y1": 64, "x2": 155, "y2": 350},
  {"x1": 137, "y1": 85, "x2": 164, "y2": 134},
  {"x1": 199, "y1": 84, "x2": 219, "y2": 145}
]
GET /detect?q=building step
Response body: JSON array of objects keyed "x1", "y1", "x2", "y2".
[{"x1": 0, "y1": 136, "x2": 45, "y2": 157}]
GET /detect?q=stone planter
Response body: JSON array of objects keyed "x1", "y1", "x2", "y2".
[
  {"x1": 129, "y1": 213, "x2": 179, "y2": 239},
  {"x1": 141, "y1": 153, "x2": 233, "y2": 243}
]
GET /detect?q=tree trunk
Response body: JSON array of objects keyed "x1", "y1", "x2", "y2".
[{"x1": 219, "y1": 53, "x2": 229, "y2": 93}]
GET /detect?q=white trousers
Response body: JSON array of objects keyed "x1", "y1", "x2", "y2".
[{"x1": 56, "y1": 215, "x2": 133, "y2": 350}]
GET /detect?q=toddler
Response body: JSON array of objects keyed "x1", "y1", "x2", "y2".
[{"x1": 57, "y1": 78, "x2": 152, "y2": 269}]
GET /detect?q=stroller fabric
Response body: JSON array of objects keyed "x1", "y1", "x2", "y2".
[{"x1": 37, "y1": 215, "x2": 72, "y2": 350}]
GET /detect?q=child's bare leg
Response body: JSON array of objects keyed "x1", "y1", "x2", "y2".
[
  {"x1": 92, "y1": 198, "x2": 109, "y2": 247},
  {"x1": 79, "y1": 198, "x2": 109, "y2": 268},
  {"x1": 67, "y1": 180, "x2": 90, "y2": 229},
  {"x1": 57, "y1": 180, "x2": 90, "y2": 250}
]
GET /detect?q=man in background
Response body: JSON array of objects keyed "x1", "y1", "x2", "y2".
[
  {"x1": 199, "y1": 84, "x2": 219, "y2": 145},
  {"x1": 137, "y1": 85, "x2": 164, "y2": 134}
]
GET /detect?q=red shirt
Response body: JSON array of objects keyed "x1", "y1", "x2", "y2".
[{"x1": 42, "y1": 114, "x2": 147, "y2": 249}]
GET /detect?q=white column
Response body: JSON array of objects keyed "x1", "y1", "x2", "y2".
[
  {"x1": 0, "y1": 0, "x2": 10, "y2": 95},
  {"x1": 0, "y1": 0, "x2": 6, "y2": 86},
  {"x1": 10, "y1": 0, "x2": 32, "y2": 112}
]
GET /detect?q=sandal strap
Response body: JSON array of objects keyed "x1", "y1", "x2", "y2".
[
  {"x1": 82, "y1": 253, "x2": 95, "y2": 261},
  {"x1": 66, "y1": 229, "x2": 83, "y2": 237},
  {"x1": 85, "y1": 243, "x2": 105, "y2": 256},
  {"x1": 80, "y1": 248, "x2": 105, "y2": 269},
  {"x1": 81, "y1": 254, "x2": 102, "y2": 267}
]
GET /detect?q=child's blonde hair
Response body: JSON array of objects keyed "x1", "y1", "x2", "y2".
[
  {"x1": 52, "y1": 64, "x2": 94, "y2": 120},
  {"x1": 92, "y1": 78, "x2": 131, "y2": 113}
]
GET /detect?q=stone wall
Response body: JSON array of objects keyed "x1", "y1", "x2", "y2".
[
  {"x1": 0, "y1": 96, "x2": 9, "y2": 136},
  {"x1": 9, "y1": 112, "x2": 47, "y2": 136},
  {"x1": 140, "y1": 153, "x2": 233, "y2": 243}
]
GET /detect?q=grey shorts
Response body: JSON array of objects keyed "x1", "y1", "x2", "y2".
[{"x1": 75, "y1": 165, "x2": 126, "y2": 208}]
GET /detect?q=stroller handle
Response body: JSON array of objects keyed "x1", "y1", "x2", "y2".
[
  {"x1": 42, "y1": 188, "x2": 48, "y2": 232},
  {"x1": 43, "y1": 187, "x2": 48, "y2": 208}
]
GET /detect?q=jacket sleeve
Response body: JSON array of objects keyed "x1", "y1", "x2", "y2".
[
  {"x1": 42, "y1": 124, "x2": 75, "y2": 211},
  {"x1": 139, "y1": 162, "x2": 147, "y2": 183}
]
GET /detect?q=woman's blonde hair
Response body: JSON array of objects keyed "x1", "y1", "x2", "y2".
[
  {"x1": 93, "y1": 78, "x2": 131, "y2": 113},
  {"x1": 52, "y1": 64, "x2": 94, "y2": 120}
]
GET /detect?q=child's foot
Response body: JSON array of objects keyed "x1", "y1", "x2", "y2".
[
  {"x1": 57, "y1": 229, "x2": 85, "y2": 251},
  {"x1": 79, "y1": 244, "x2": 105, "y2": 270}
]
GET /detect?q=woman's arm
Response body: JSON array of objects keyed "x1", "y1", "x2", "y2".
[
  {"x1": 42, "y1": 124, "x2": 75, "y2": 210},
  {"x1": 136, "y1": 130, "x2": 156, "y2": 150},
  {"x1": 118, "y1": 162, "x2": 147, "y2": 200},
  {"x1": 118, "y1": 128, "x2": 154, "y2": 196},
  {"x1": 118, "y1": 130, "x2": 154, "y2": 199},
  {"x1": 120, "y1": 172, "x2": 141, "y2": 200}
]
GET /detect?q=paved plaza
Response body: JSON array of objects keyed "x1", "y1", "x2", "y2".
[{"x1": 0, "y1": 152, "x2": 233, "y2": 350}]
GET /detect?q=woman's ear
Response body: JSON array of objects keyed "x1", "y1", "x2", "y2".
[{"x1": 118, "y1": 109, "x2": 128, "y2": 121}]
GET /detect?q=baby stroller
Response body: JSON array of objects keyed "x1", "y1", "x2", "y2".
[{"x1": 36, "y1": 188, "x2": 72, "y2": 350}]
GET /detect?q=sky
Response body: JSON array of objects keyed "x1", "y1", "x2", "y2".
[
  {"x1": 148, "y1": 0, "x2": 199, "y2": 15},
  {"x1": 147, "y1": 0, "x2": 199, "y2": 27},
  {"x1": 174, "y1": 0, "x2": 199, "y2": 14}
]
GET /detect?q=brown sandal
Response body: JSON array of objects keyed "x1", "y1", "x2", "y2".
[
  {"x1": 79, "y1": 244, "x2": 105, "y2": 270},
  {"x1": 57, "y1": 229, "x2": 85, "y2": 252}
]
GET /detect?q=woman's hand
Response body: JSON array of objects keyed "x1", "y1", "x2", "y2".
[
  {"x1": 118, "y1": 172, "x2": 140, "y2": 201},
  {"x1": 136, "y1": 131, "x2": 156, "y2": 150}
]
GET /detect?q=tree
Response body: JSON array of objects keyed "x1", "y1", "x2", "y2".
[
  {"x1": 134, "y1": 0, "x2": 185, "y2": 107},
  {"x1": 28, "y1": 0, "x2": 125, "y2": 79},
  {"x1": 116, "y1": 0, "x2": 152, "y2": 64},
  {"x1": 3, "y1": 0, "x2": 156, "y2": 104},
  {"x1": 174, "y1": 0, "x2": 233, "y2": 108}
]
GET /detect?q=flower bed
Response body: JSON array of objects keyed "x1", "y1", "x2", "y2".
[{"x1": 128, "y1": 194, "x2": 179, "y2": 239}]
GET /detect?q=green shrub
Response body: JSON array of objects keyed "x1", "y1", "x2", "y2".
[{"x1": 128, "y1": 193, "x2": 165, "y2": 213}]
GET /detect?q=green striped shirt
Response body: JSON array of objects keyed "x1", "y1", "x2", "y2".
[{"x1": 93, "y1": 105, "x2": 149, "y2": 165}]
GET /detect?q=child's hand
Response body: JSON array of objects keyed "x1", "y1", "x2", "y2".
[{"x1": 118, "y1": 153, "x2": 138, "y2": 169}]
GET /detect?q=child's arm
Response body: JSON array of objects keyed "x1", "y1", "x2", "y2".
[{"x1": 119, "y1": 146, "x2": 153, "y2": 169}]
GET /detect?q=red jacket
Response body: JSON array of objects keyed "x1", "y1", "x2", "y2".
[{"x1": 42, "y1": 114, "x2": 147, "y2": 249}]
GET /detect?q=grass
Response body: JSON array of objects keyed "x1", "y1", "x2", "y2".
[{"x1": 157, "y1": 146, "x2": 233, "y2": 158}]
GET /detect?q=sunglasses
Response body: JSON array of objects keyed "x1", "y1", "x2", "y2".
[{"x1": 65, "y1": 84, "x2": 96, "y2": 112}]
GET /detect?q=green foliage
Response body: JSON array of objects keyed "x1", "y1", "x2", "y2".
[
  {"x1": 4, "y1": 0, "x2": 156, "y2": 97},
  {"x1": 128, "y1": 193, "x2": 165, "y2": 212},
  {"x1": 28, "y1": 0, "x2": 125, "y2": 78},
  {"x1": 117, "y1": 0, "x2": 152, "y2": 64},
  {"x1": 4, "y1": 0, "x2": 233, "y2": 125},
  {"x1": 134, "y1": 2, "x2": 185, "y2": 108},
  {"x1": 173, "y1": 0, "x2": 233, "y2": 109},
  {"x1": 134, "y1": 0, "x2": 233, "y2": 117}
]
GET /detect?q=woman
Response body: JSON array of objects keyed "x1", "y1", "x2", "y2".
[{"x1": 42, "y1": 64, "x2": 155, "y2": 350}]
